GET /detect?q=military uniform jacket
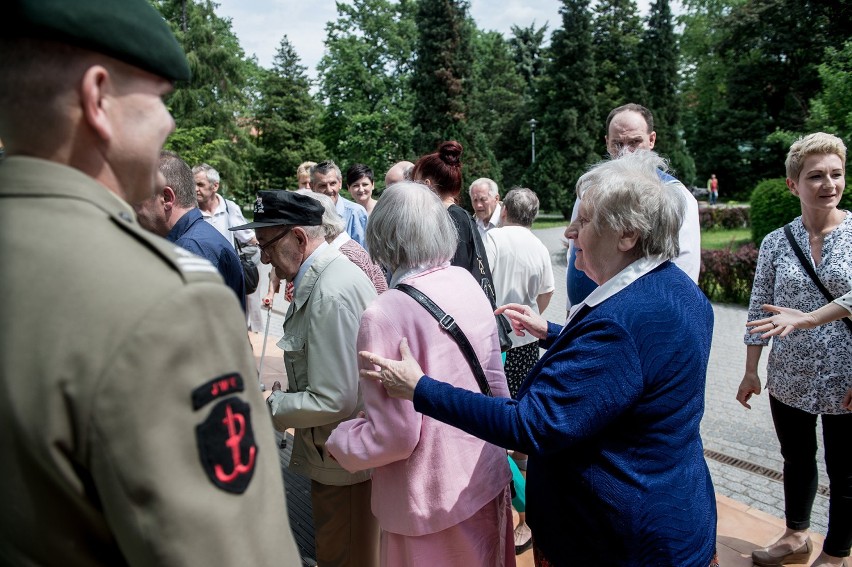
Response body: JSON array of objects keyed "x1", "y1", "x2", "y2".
[
  {"x1": 0, "y1": 157, "x2": 300, "y2": 566},
  {"x1": 269, "y1": 246, "x2": 376, "y2": 486}
]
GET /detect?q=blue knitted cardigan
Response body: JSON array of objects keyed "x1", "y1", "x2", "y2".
[{"x1": 414, "y1": 262, "x2": 717, "y2": 565}]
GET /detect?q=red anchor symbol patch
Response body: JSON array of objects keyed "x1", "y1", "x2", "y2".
[{"x1": 196, "y1": 398, "x2": 258, "y2": 493}]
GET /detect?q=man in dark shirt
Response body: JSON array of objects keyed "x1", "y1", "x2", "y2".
[{"x1": 134, "y1": 151, "x2": 246, "y2": 310}]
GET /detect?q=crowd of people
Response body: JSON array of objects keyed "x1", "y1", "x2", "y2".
[{"x1": 1, "y1": 1, "x2": 850, "y2": 567}]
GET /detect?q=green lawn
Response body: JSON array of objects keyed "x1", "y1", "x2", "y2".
[
  {"x1": 701, "y1": 228, "x2": 752, "y2": 250},
  {"x1": 532, "y1": 218, "x2": 569, "y2": 230}
]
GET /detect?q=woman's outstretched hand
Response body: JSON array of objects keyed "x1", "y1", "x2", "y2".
[
  {"x1": 359, "y1": 338, "x2": 422, "y2": 401},
  {"x1": 746, "y1": 304, "x2": 815, "y2": 338},
  {"x1": 495, "y1": 303, "x2": 548, "y2": 340}
]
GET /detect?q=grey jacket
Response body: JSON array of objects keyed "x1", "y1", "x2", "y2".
[{"x1": 269, "y1": 245, "x2": 377, "y2": 486}]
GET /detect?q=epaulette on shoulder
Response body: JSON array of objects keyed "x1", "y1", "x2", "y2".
[{"x1": 111, "y1": 212, "x2": 222, "y2": 285}]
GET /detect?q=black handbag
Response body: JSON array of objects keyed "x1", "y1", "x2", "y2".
[
  {"x1": 783, "y1": 224, "x2": 852, "y2": 334},
  {"x1": 467, "y1": 215, "x2": 513, "y2": 352},
  {"x1": 235, "y1": 240, "x2": 260, "y2": 295}
]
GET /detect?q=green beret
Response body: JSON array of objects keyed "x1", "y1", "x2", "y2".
[{"x1": 5, "y1": 0, "x2": 190, "y2": 82}]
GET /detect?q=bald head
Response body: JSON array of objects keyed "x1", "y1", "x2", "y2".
[{"x1": 384, "y1": 161, "x2": 414, "y2": 188}]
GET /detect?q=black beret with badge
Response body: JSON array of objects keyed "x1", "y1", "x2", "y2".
[
  {"x1": 230, "y1": 191, "x2": 325, "y2": 230},
  {"x1": 4, "y1": 0, "x2": 190, "y2": 82}
]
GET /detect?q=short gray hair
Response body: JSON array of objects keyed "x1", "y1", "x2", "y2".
[
  {"x1": 576, "y1": 151, "x2": 683, "y2": 260},
  {"x1": 310, "y1": 160, "x2": 342, "y2": 183},
  {"x1": 503, "y1": 188, "x2": 539, "y2": 227},
  {"x1": 304, "y1": 192, "x2": 345, "y2": 240},
  {"x1": 468, "y1": 177, "x2": 499, "y2": 198},
  {"x1": 192, "y1": 163, "x2": 219, "y2": 185},
  {"x1": 367, "y1": 182, "x2": 457, "y2": 272}
]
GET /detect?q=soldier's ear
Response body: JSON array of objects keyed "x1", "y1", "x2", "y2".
[{"x1": 79, "y1": 65, "x2": 115, "y2": 143}]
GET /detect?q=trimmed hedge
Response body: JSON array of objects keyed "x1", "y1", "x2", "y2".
[
  {"x1": 699, "y1": 244, "x2": 759, "y2": 306},
  {"x1": 750, "y1": 178, "x2": 800, "y2": 245},
  {"x1": 698, "y1": 205, "x2": 750, "y2": 230},
  {"x1": 750, "y1": 177, "x2": 852, "y2": 244}
]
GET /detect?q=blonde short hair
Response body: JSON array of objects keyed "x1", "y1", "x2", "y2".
[
  {"x1": 785, "y1": 132, "x2": 846, "y2": 180},
  {"x1": 297, "y1": 161, "x2": 317, "y2": 178}
]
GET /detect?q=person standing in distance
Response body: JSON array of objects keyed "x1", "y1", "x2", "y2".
[{"x1": 0, "y1": 1, "x2": 300, "y2": 565}]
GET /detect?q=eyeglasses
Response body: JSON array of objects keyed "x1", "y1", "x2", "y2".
[{"x1": 259, "y1": 226, "x2": 292, "y2": 255}]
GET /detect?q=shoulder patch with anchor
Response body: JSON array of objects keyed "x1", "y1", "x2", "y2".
[{"x1": 196, "y1": 397, "x2": 258, "y2": 494}]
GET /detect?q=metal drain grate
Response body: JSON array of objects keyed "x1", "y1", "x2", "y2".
[{"x1": 704, "y1": 449, "x2": 830, "y2": 497}]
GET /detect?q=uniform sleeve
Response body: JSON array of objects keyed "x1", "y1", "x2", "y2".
[
  {"x1": 89, "y1": 282, "x2": 300, "y2": 566},
  {"x1": 326, "y1": 308, "x2": 422, "y2": 471},
  {"x1": 268, "y1": 292, "x2": 362, "y2": 429},
  {"x1": 413, "y1": 317, "x2": 644, "y2": 456}
]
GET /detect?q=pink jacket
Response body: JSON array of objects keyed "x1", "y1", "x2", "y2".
[{"x1": 326, "y1": 265, "x2": 511, "y2": 536}]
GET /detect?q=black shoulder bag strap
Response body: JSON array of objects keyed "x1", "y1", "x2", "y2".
[
  {"x1": 783, "y1": 224, "x2": 852, "y2": 334},
  {"x1": 467, "y1": 214, "x2": 497, "y2": 305},
  {"x1": 395, "y1": 283, "x2": 493, "y2": 397}
]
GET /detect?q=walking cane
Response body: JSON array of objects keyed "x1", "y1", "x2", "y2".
[{"x1": 257, "y1": 301, "x2": 273, "y2": 390}]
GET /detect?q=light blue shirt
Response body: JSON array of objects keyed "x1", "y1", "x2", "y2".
[{"x1": 336, "y1": 197, "x2": 368, "y2": 248}]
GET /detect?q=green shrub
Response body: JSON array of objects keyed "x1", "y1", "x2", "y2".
[
  {"x1": 750, "y1": 177, "x2": 852, "y2": 244},
  {"x1": 698, "y1": 205, "x2": 750, "y2": 229},
  {"x1": 749, "y1": 178, "x2": 799, "y2": 245},
  {"x1": 699, "y1": 244, "x2": 759, "y2": 305}
]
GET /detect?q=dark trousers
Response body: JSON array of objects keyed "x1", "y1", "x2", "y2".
[
  {"x1": 310, "y1": 479, "x2": 378, "y2": 567},
  {"x1": 770, "y1": 395, "x2": 852, "y2": 557}
]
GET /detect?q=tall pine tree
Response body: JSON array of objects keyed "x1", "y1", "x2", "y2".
[
  {"x1": 679, "y1": 0, "x2": 740, "y2": 192},
  {"x1": 411, "y1": 0, "x2": 473, "y2": 153},
  {"x1": 411, "y1": 0, "x2": 499, "y2": 195},
  {"x1": 468, "y1": 30, "x2": 527, "y2": 188},
  {"x1": 254, "y1": 36, "x2": 326, "y2": 189},
  {"x1": 639, "y1": 0, "x2": 695, "y2": 184},
  {"x1": 527, "y1": 0, "x2": 598, "y2": 217},
  {"x1": 592, "y1": 0, "x2": 645, "y2": 157},
  {"x1": 509, "y1": 22, "x2": 549, "y2": 100},
  {"x1": 702, "y1": 0, "x2": 850, "y2": 197}
]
